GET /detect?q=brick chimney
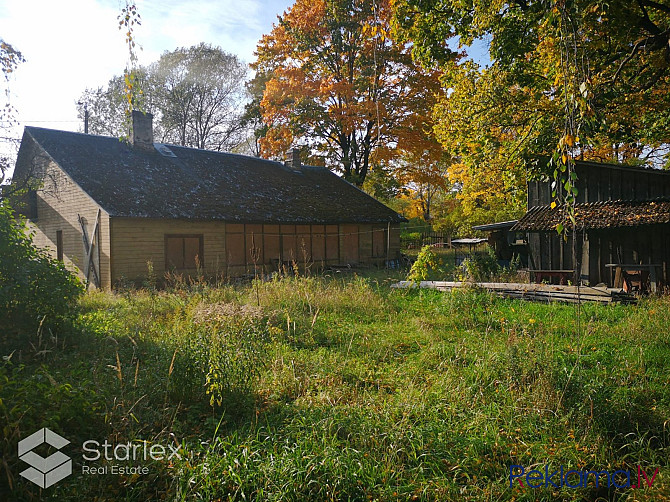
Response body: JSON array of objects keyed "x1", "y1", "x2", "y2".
[
  {"x1": 132, "y1": 110, "x2": 154, "y2": 150},
  {"x1": 285, "y1": 147, "x2": 301, "y2": 170}
]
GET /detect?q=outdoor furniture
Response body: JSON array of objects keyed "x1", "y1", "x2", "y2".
[
  {"x1": 529, "y1": 269, "x2": 575, "y2": 285},
  {"x1": 605, "y1": 264, "x2": 660, "y2": 293}
]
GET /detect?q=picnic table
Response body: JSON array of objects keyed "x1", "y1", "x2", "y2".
[
  {"x1": 605, "y1": 264, "x2": 660, "y2": 293},
  {"x1": 529, "y1": 269, "x2": 575, "y2": 285}
]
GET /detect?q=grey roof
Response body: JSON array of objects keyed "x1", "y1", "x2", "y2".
[
  {"x1": 472, "y1": 220, "x2": 518, "y2": 232},
  {"x1": 511, "y1": 198, "x2": 670, "y2": 232},
  {"x1": 19, "y1": 127, "x2": 405, "y2": 224}
]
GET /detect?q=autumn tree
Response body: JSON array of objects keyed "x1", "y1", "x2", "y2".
[
  {"x1": 393, "y1": 0, "x2": 670, "y2": 224},
  {"x1": 253, "y1": 0, "x2": 445, "y2": 186}
]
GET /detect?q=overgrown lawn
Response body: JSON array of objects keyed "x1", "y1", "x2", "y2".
[{"x1": 2, "y1": 272, "x2": 669, "y2": 500}]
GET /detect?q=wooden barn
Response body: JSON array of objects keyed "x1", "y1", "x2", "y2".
[
  {"x1": 512, "y1": 160, "x2": 670, "y2": 290},
  {"x1": 11, "y1": 112, "x2": 404, "y2": 289}
]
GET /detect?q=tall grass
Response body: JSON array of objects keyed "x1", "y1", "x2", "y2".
[{"x1": 1, "y1": 273, "x2": 669, "y2": 500}]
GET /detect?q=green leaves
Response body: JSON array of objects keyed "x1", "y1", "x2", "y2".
[{"x1": 0, "y1": 201, "x2": 83, "y2": 334}]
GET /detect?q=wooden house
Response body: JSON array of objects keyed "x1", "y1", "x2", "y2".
[
  {"x1": 11, "y1": 112, "x2": 404, "y2": 289},
  {"x1": 511, "y1": 160, "x2": 670, "y2": 288}
]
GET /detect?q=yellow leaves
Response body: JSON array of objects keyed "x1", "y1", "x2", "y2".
[{"x1": 550, "y1": 201, "x2": 557, "y2": 209}]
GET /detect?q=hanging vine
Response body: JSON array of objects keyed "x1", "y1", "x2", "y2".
[
  {"x1": 549, "y1": 3, "x2": 597, "y2": 237},
  {"x1": 118, "y1": 1, "x2": 144, "y2": 139}
]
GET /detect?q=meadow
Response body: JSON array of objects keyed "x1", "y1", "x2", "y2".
[{"x1": 1, "y1": 270, "x2": 669, "y2": 501}]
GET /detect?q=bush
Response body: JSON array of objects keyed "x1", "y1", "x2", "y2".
[
  {"x1": 407, "y1": 245, "x2": 446, "y2": 283},
  {"x1": 0, "y1": 201, "x2": 83, "y2": 335},
  {"x1": 460, "y1": 246, "x2": 500, "y2": 282}
]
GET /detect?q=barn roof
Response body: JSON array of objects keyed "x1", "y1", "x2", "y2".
[
  {"x1": 19, "y1": 127, "x2": 405, "y2": 224},
  {"x1": 511, "y1": 198, "x2": 670, "y2": 232}
]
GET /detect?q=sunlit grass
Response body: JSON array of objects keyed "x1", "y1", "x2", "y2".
[{"x1": 2, "y1": 272, "x2": 669, "y2": 500}]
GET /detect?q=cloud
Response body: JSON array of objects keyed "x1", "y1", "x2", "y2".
[{"x1": 0, "y1": 0, "x2": 294, "y2": 166}]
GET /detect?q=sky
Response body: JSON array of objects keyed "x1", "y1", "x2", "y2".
[{"x1": 0, "y1": 0, "x2": 293, "y2": 148}]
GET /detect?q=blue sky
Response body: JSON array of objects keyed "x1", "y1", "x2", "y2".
[{"x1": 0, "y1": 0, "x2": 293, "y2": 139}]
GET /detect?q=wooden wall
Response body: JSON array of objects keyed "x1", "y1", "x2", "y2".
[
  {"x1": 25, "y1": 162, "x2": 111, "y2": 289},
  {"x1": 526, "y1": 161, "x2": 670, "y2": 286},
  {"x1": 528, "y1": 161, "x2": 670, "y2": 208},
  {"x1": 110, "y1": 219, "x2": 401, "y2": 285}
]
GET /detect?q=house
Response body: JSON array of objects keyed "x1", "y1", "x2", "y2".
[
  {"x1": 11, "y1": 111, "x2": 404, "y2": 289},
  {"x1": 511, "y1": 160, "x2": 670, "y2": 288}
]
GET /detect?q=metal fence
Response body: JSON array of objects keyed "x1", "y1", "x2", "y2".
[{"x1": 401, "y1": 232, "x2": 451, "y2": 250}]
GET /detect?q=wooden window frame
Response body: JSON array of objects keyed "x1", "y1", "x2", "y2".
[{"x1": 164, "y1": 234, "x2": 204, "y2": 270}]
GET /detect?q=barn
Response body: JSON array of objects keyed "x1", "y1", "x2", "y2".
[
  {"x1": 11, "y1": 111, "x2": 404, "y2": 289},
  {"x1": 511, "y1": 160, "x2": 670, "y2": 289}
]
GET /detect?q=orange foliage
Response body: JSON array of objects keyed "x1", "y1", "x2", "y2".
[{"x1": 253, "y1": 0, "x2": 445, "y2": 185}]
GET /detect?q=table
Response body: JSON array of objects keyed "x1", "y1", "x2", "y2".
[
  {"x1": 529, "y1": 270, "x2": 575, "y2": 285},
  {"x1": 605, "y1": 264, "x2": 660, "y2": 293}
]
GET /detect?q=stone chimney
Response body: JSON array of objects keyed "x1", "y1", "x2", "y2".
[
  {"x1": 132, "y1": 110, "x2": 154, "y2": 150},
  {"x1": 285, "y1": 147, "x2": 301, "y2": 170}
]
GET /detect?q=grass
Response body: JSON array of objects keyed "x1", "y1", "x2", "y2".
[{"x1": 2, "y1": 270, "x2": 670, "y2": 501}]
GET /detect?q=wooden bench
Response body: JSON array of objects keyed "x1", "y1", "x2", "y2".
[{"x1": 605, "y1": 264, "x2": 660, "y2": 293}]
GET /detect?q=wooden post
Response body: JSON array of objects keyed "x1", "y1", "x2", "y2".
[{"x1": 386, "y1": 222, "x2": 391, "y2": 265}]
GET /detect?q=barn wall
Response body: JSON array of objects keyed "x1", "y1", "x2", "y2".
[
  {"x1": 528, "y1": 226, "x2": 670, "y2": 287},
  {"x1": 110, "y1": 219, "x2": 402, "y2": 286},
  {"x1": 587, "y1": 226, "x2": 670, "y2": 287},
  {"x1": 110, "y1": 219, "x2": 228, "y2": 283},
  {"x1": 526, "y1": 162, "x2": 670, "y2": 286},
  {"x1": 24, "y1": 162, "x2": 111, "y2": 289},
  {"x1": 528, "y1": 162, "x2": 670, "y2": 209}
]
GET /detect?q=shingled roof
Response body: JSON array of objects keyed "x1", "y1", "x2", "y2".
[
  {"x1": 511, "y1": 198, "x2": 670, "y2": 232},
  {"x1": 19, "y1": 127, "x2": 405, "y2": 224}
]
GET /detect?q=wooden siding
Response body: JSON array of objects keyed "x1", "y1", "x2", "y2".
[
  {"x1": 526, "y1": 162, "x2": 670, "y2": 286},
  {"x1": 25, "y1": 162, "x2": 111, "y2": 289},
  {"x1": 528, "y1": 162, "x2": 670, "y2": 208},
  {"x1": 110, "y1": 219, "x2": 403, "y2": 285}
]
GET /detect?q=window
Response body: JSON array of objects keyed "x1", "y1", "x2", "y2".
[
  {"x1": 165, "y1": 235, "x2": 203, "y2": 270},
  {"x1": 28, "y1": 190, "x2": 38, "y2": 220},
  {"x1": 56, "y1": 230, "x2": 63, "y2": 261}
]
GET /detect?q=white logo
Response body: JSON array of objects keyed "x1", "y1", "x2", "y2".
[{"x1": 18, "y1": 428, "x2": 72, "y2": 488}]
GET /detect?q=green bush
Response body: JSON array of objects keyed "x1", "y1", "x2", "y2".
[
  {"x1": 0, "y1": 201, "x2": 83, "y2": 335},
  {"x1": 460, "y1": 246, "x2": 500, "y2": 282},
  {"x1": 407, "y1": 245, "x2": 446, "y2": 283},
  {"x1": 170, "y1": 318, "x2": 268, "y2": 408}
]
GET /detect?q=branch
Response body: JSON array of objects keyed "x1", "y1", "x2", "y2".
[
  {"x1": 640, "y1": 0, "x2": 670, "y2": 15},
  {"x1": 611, "y1": 38, "x2": 646, "y2": 84},
  {"x1": 637, "y1": 0, "x2": 663, "y2": 35}
]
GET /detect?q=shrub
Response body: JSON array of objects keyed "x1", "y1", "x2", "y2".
[
  {"x1": 407, "y1": 245, "x2": 446, "y2": 283},
  {"x1": 460, "y1": 246, "x2": 500, "y2": 282},
  {"x1": 0, "y1": 201, "x2": 83, "y2": 335},
  {"x1": 169, "y1": 317, "x2": 268, "y2": 408}
]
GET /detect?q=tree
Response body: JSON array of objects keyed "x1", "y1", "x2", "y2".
[
  {"x1": 152, "y1": 43, "x2": 248, "y2": 151},
  {"x1": 0, "y1": 39, "x2": 25, "y2": 194},
  {"x1": 77, "y1": 74, "x2": 135, "y2": 138},
  {"x1": 240, "y1": 71, "x2": 273, "y2": 157},
  {"x1": 394, "y1": 153, "x2": 451, "y2": 221},
  {"x1": 253, "y1": 0, "x2": 445, "y2": 186},
  {"x1": 77, "y1": 44, "x2": 249, "y2": 152},
  {"x1": 393, "y1": 0, "x2": 670, "y2": 221}
]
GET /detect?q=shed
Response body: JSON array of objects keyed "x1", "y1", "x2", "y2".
[
  {"x1": 511, "y1": 160, "x2": 670, "y2": 287},
  {"x1": 11, "y1": 112, "x2": 405, "y2": 288}
]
